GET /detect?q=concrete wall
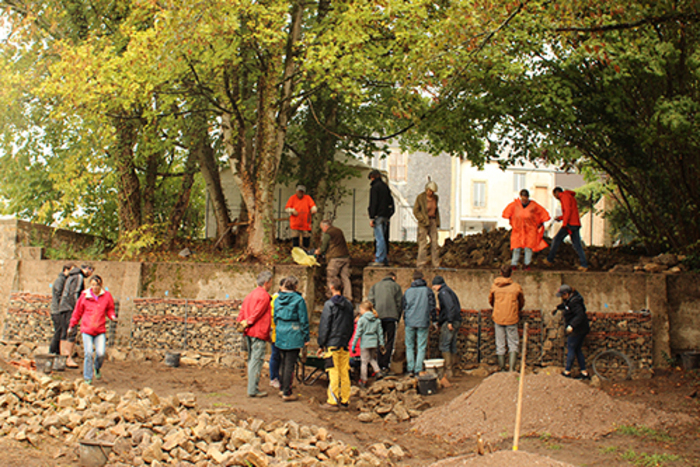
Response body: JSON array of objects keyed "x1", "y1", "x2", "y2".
[{"x1": 0, "y1": 218, "x2": 101, "y2": 261}]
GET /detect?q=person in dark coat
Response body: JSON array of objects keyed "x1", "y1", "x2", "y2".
[
  {"x1": 367, "y1": 272, "x2": 403, "y2": 372},
  {"x1": 58, "y1": 264, "x2": 94, "y2": 367},
  {"x1": 432, "y1": 275, "x2": 462, "y2": 377},
  {"x1": 317, "y1": 277, "x2": 355, "y2": 411},
  {"x1": 49, "y1": 264, "x2": 73, "y2": 355},
  {"x1": 555, "y1": 284, "x2": 591, "y2": 379},
  {"x1": 368, "y1": 170, "x2": 395, "y2": 266}
]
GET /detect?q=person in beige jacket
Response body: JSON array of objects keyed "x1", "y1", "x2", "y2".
[
  {"x1": 413, "y1": 181, "x2": 441, "y2": 268},
  {"x1": 488, "y1": 264, "x2": 525, "y2": 371}
]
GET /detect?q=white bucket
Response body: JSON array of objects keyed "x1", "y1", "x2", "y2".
[{"x1": 423, "y1": 358, "x2": 445, "y2": 378}]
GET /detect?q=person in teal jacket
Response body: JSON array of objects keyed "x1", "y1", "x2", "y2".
[
  {"x1": 273, "y1": 276, "x2": 310, "y2": 401},
  {"x1": 351, "y1": 301, "x2": 386, "y2": 387}
]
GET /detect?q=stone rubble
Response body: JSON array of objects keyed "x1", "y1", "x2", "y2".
[
  {"x1": 355, "y1": 377, "x2": 431, "y2": 423},
  {"x1": 0, "y1": 367, "x2": 407, "y2": 466}
]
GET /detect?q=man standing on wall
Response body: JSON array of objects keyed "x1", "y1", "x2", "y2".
[
  {"x1": 317, "y1": 278, "x2": 355, "y2": 411},
  {"x1": 544, "y1": 187, "x2": 589, "y2": 272},
  {"x1": 368, "y1": 169, "x2": 395, "y2": 267},
  {"x1": 502, "y1": 189, "x2": 551, "y2": 271},
  {"x1": 315, "y1": 219, "x2": 352, "y2": 301},
  {"x1": 368, "y1": 271, "x2": 403, "y2": 373},
  {"x1": 237, "y1": 271, "x2": 273, "y2": 398},
  {"x1": 414, "y1": 181, "x2": 441, "y2": 268},
  {"x1": 285, "y1": 185, "x2": 317, "y2": 249},
  {"x1": 58, "y1": 263, "x2": 94, "y2": 368},
  {"x1": 49, "y1": 264, "x2": 74, "y2": 356}
]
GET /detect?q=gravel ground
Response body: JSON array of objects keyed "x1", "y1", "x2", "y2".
[
  {"x1": 413, "y1": 372, "x2": 692, "y2": 443},
  {"x1": 430, "y1": 450, "x2": 575, "y2": 467}
]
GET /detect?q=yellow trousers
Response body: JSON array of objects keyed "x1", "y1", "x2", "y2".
[{"x1": 326, "y1": 347, "x2": 350, "y2": 405}]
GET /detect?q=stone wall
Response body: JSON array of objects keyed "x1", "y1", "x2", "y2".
[{"x1": 0, "y1": 218, "x2": 101, "y2": 261}]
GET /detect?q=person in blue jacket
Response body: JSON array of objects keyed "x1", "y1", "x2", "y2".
[
  {"x1": 351, "y1": 301, "x2": 386, "y2": 387},
  {"x1": 402, "y1": 270, "x2": 436, "y2": 376},
  {"x1": 273, "y1": 276, "x2": 310, "y2": 401}
]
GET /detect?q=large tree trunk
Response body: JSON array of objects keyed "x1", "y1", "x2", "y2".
[
  {"x1": 142, "y1": 152, "x2": 160, "y2": 225},
  {"x1": 190, "y1": 112, "x2": 234, "y2": 248},
  {"x1": 165, "y1": 150, "x2": 198, "y2": 248},
  {"x1": 113, "y1": 117, "x2": 142, "y2": 235}
]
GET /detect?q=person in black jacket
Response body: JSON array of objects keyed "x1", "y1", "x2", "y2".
[
  {"x1": 555, "y1": 284, "x2": 591, "y2": 379},
  {"x1": 317, "y1": 278, "x2": 355, "y2": 411},
  {"x1": 49, "y1": 264, "x2": 74, "y2": 355},
  {"x1": 432, "y1": 276, "x2": 462, "y2": 377},
  {"x1": 58, "y1": 264, "x2": 94, "y2": 368},
  {"x1": 367, "y1": 170, "x2": 395, "y2": 267}
]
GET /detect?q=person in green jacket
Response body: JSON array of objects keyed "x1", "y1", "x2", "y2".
[
  {"x1": 351, "y1": 301, "x2": 385, "y2": 387},
  {"x1": 273, "y1": 276, "x2": 310, "y2": 401}
]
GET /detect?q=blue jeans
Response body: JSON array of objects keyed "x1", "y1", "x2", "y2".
[
  {"x1": 246, "y1": 336, "x2": 267, "y2": 396},
  {"x1": 82, "y1": 333, "x2": 106, "y2": 382},
  {"x1": 439, "y1": 322, "x2": 460, "y2": 353},
  {"x1": 511, "y1": 248, "x2": 533, "y2": 266},
  {"x1": 373, "y1": 216, "x2": 389, "y2": 263},
  {"x1": 547, "y1": 225, "x2": 588, "y2": 267},
  {"x1": 269, "y1": 343, "x2": 281, "y2": 382},
  {"x1": 405, "y1": 326, "x2": 429, "y2": 374},
  {"x1": 566, "y1": 333, "x2": 587, "y2": 372}
]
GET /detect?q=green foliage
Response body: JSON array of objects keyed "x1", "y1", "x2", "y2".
[
  {"x1": 616, "y1": 425, "x2": 675, "y2": 443},
  {"x1": 620, "y1": 449, "x2": 681, "y2": 467},
  {"x1": 116, "y1": 224, "x2": 165, "y2": 260}
]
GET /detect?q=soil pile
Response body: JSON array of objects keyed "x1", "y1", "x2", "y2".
[
  {"x1": 413, "y1": 372, "x2": 691, "y2": 443},
  {"x1": 430, "y1": 450, "x2": 575, "y2": 467}
]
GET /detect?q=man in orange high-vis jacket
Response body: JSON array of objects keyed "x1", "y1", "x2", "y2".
[
  {"x1": 502, "y1": 189, "x2": 550, "y2": 271},
  {"x1": 545, "y1": 187, "x2": 588, "y2": 271},
  {"x1": 285, "y1": 185, "x2": 317, "y2": 249}
]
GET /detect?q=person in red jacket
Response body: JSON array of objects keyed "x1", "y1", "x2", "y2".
[
  {"x1": 68, "y1": 275, "x2": 117, "y2": 384},
  {"x1": 285, "y1": 185, "x2": 317, "y2": 249},
  {"x1": 237, "y1": 270, "x2": 273, "y2": 398},
  {"x1": 545, "y1": 187, "x2": 589, "y2": 271},
  {"x1": 502, "y1": 189, "x2": 551, "y2": 271}
]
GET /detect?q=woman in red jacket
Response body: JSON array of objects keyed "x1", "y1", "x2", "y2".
[{"x1": 68, "y1": 275, "x2": 117, "y2": 384}]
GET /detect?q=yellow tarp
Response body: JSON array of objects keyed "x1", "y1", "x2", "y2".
[{"x1": 291, "y1": 247, "x2": 320, "y2": 267}]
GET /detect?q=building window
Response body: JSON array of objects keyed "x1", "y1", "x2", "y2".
[
  {"x1": 473, "y1": 181, "x2": 486, "y2": 208},
  {"x1": 514, "y1": 172, "x2": 526, "y2": 192},
  {"x1": 389, "y1": 151, "x2": 407, "y2": 182}
]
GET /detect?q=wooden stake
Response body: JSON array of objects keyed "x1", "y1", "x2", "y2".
[{"x1": 512, "y1": 322, "x2": 529, "y2": 451}]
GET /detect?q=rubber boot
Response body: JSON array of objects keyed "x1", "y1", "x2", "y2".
[
  {"x1": 509, "y1": 352, "x2": 518, "y2": 372},
  {"x1": 497, "y1": 355, "x2": 506, "y2": 371},
  {"x1": 442, "y1": 352, "x2": 453, "y2": 378},
  {"x1": 61, "y1": 340, "x2": 79, "y2": 368}
]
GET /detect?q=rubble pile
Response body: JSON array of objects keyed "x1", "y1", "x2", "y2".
[
  {"x1": 0, "y1": 367, "x2": 407, "y2": 466},
  {"x1": 355, "y1": 377, "x2": 431, "y2": 424}
]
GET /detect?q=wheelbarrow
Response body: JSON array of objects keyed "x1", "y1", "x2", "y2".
[{"x1": 296, "y1": 355, "x2": 327, "y2": 386}]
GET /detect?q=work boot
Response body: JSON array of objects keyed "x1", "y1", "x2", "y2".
[
  {"x1": 442, "y1": 352, "x2": 453, "y2": 378},
  {"x1": 509, "y1": 352, "x2": 518, "y2": 372},
  {"x1": 60, "y1": 340, "x2": 79, "y2": 368},
  {"x1": 497, "y1": 355, "x2": 506, "y2": 372}
]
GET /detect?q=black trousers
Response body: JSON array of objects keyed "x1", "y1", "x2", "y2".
[
  {"x1": 279, "y1": 348, "x2": 300, "y2": 396},
  {"x1": 378, "y1": 319, "x2": 396, "y2": 370},
  {"x1": 291, "y1": 236, "x2": 310, "y2": 248},
  {"x1": 50, "y1": 311, "x2": 71, "y2": 354}
]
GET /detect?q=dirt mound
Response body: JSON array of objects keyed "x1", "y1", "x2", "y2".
[
  {"x1": 430, "y1": 450, "x2": 574, "y2": 467},
  {"x1": 412, "y1": 372, "x2": 691, "y2": 443}
]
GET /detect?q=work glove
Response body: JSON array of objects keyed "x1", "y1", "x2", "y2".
[
  {"x1": 566, "y1": 325, "x2": 573, "y2": 335},
  {"x1": 431, "y1": 322, "x2": 439, "y2": 331},
  {"x1": 379, "y1": 345, "x2": 386, "y2": 354},
  {"x1": 236, "y1": 319, "x2": 248, "y2": 333}
]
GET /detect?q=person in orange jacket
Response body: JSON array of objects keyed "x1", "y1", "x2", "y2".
[
  {"x1": 285, "y1": 185, "x2": 317, "y2": 249},
  {"x1": 544, "y1": 187, "x2": 588, "y2": 271},
  {"x1": 488, "y1": 264, "x2": 525, "y2": 371},
  {"x1": 502, "y1": 189, "x2": 551, "y2": 271}
]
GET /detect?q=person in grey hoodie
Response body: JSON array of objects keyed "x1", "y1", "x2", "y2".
[
  {"x1": 58, "y1": 263, "x2": 94, "y2": 368},
  {"x1": 368, "y1": 272, "x2": 403, "y2": 372},
  {"x1": 402, "y1": 270, "x2": 436, "y2": 376},
  {"x1": 351, "y1": 301, "x2": 386, "y2": 386},
  {"x1": 49, "y1": 264, "x2": 74, "y2": 355}
]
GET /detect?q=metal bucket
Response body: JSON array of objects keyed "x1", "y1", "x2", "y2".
[
  {"x1": 34, "y1": 354, "x2": 55, "y2": 374},
  {"x1": 78, "y1": 439, "x2": 114, "y2": 467},
  {"x1": 164, "y1": 351, "x2": 181, "y2": 368},
  {"x1": 417, "y1": 373, "x2": 438, "y2": 396},
  {"x1": 53, "y1": 355, "x2": 67, "y2": 371}
]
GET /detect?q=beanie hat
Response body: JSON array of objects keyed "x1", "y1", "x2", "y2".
[{"x1": 432, "y1": 276, "x2": 446, "y2": 286}]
